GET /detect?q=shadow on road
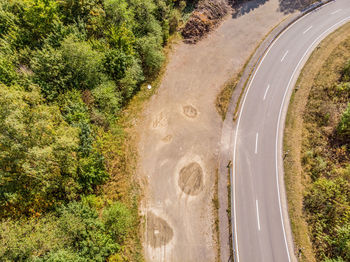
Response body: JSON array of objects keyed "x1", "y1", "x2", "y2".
[
  {"x1": 231, "y1": 0, "x2": 268, "y2": 18},
  {"x1": 278, "y1": 0, "x2": 315, "y2": 14}
]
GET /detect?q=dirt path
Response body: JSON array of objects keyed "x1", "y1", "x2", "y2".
[{"x1": 138, "y1": 1, "x2": 299, "y2": 261}]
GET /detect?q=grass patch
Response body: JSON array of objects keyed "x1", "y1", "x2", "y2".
[
  {"x1": 216, "y1": 74, "x2": 241, "y2": 120},
  {"x1": 213, "y1": 168, "x2": 220, "y2": 262},
  {"x1": 227, "y1": 162, "x2": 233, "y2": 259},
  {"x1": 283, "y1": 22, "x2": 350, "y2": 262}
]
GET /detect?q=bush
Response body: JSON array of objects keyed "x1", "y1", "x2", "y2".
[
  {"x1": 337, "y1": 103, "x2": 350, "y2": 143},
  {"x1": 103, "y1": 202, "x2": 133, "y2": 244},
  {"x1": 78, "y1": 152, "x2": 109, "y2": 193},
  {"x1": 38, "y1": 249, "x2": 85, "y2": 262},
  {"x1": 137, "y1": 35, "x2": 164, "y2": 76},
  {"x1": 92, "y1": 81, "x2": 121, "y2": 121},
  {"x1": 342, "y1": 60, "x2": 350, "y2": 82},
  {"x1": 304, "y1": 177, "x2": 350, "y2": 260},
  {"x1": 57, "y1": 202, "x2": 118, "y2": 261}
]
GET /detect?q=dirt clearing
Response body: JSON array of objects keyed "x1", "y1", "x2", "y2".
[{"x1": 137, "y1": 0, "x2": 299, "y2": 261}]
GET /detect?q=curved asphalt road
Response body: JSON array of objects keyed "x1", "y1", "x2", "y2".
[{"x1": 232, "y1": 1, "x2": 350, "y2": 261}]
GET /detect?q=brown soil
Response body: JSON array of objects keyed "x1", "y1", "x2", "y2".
[
  {"x1": 178, "y1": 162, "x2": 204, "y2": 195},
  {"x1": 138, "y1": 1, "x2": 293, "y2": 261},
  {"x1": 146, "y1": 211, "x2": 174, "y2": 248}
]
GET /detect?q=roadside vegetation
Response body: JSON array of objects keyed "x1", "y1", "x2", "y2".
[
  {"x1": 0, "y1": 0, "x2": 197, "y2": 261},
  {"x1": 284, "y1": 23, "x2": 350, "y2": 262}
]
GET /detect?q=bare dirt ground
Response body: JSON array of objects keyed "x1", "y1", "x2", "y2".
[{"x1": 137, "y1": 1, "x2": 300, "y2": 261}]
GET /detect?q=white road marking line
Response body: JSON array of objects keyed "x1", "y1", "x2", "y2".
[
  {"x1": 231, "y1": 6, "x2": 337, "y2": 261},
  {"x1": 281, "y1": 50, "x2": 289, "y2": 62},
  {"x1": 256, "y1": 200, "x2": 261, "y2": 231},
  {"x1": 263, "y1": 84, "x2": 270, "y2": 100},
  {"x1": 303, "y1": 26, "x2": 313, "y2": 34},
  {"x1": 331, "y1": 9, "x2": 342, "y2": 15},
  {"x1": 255, "y1": 133, "x2": 259, "y2": 154},
  {"x1": 275, "y1": 16, "x2": 350, "y2": 262}
]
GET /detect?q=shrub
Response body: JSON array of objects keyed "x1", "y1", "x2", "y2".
[
  {"x1": 92, "y1": 81, "x2": 121, "y2": 121},
  {"x1": 38, "y1": 249, "x2": 85, "y2": 262},
  {"x1": 57, "y1": 202, "x2": 118, "y2": 261},
  {"x1": 137, "y1": 35, "x2": 164, "y2": 76},
  {"x1": 337, "y1": 103, "x2": 350, "y2": 143},
  {"x1": 304, "y1": 177, "x2": 350, "y2": 260},
  {"x1": 78, "y1": 152, "x2": 109, "y2": 193},
  {"x1": 102, "y1": 201, "x2": 133, "y2": 244},
  {"x1": 342, "y1": 60, "x2": 350, "y2": 82},
  {"x1": 0, "y1": 55, "x2": 17, "y2": 85}
]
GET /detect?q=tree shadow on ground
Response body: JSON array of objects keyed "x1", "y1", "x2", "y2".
[
  {"x1": 278, "y1": 0, "x2": 315, "y2": 14},
  {"x1": 230, "y1": 0, "x2": 269, "y2": 18}
]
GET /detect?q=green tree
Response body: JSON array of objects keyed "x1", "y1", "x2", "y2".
[
  {"x1": 0, "y1": 85, "x2": 79, "y2": 217},
  {"x1": 31, "y1": 37, "x2": 105, "y2": 99},
  {"x1": 57, "y1": 202, "x2": 118, "y2": 261},
  {"x1": 21, "y1": 0, "x2": 60, "y2": 45}
]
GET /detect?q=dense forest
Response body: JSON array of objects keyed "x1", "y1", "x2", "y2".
[
  {"x1": 302, "y1": 55, "x2": 350, "y2": 261},
  {"x1": 0, "y1": 0, "x2": 197, "y2": 261}
]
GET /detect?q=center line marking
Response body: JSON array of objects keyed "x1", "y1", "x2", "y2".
[
  {"x1": 303, "y1": 26, "x2": 313, "y2": 34},
  {"x1": 256, "y1": 200, "x2": 261, "y2": 231},
  {"x1": 331, "y1": 9, "x2": 342, "y2": 15},
  {"x1": 281, "y1": 50, "x2": 289, "y2": 62},
  {"x1": 263, "y1": 84, "x2": 270, "y2": 100},
  {"x1": 255, "y1": 133, "x2": 259, "y2": 154}
]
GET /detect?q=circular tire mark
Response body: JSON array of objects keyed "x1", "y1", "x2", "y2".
[
  {"x1": 183, "y1": 105, "x2": 198, "y2": 118},
  {"x1": 147, "y1": 212, "x2": 174, "y2": 248},
  {"x1": 178, "y1": 162, "x2": 203, "y2": 195}
]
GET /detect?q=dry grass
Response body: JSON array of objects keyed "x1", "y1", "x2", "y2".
[
  {"x1": 283, "y1": 22, "x2": 350, "y2": 262},
  {"x1": 216, "y1": 73, "x2": 241, "y2": 120},
  {"x1": 100, "y1": 33, "x2": 182, "y2": 261},
  {"x1": 212, "y1": 169, "x2": 220, "y2": 262}
]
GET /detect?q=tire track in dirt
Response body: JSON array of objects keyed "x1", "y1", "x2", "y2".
[{"x1": 138, "y1": 1, "x2": 295, "y2": 261}]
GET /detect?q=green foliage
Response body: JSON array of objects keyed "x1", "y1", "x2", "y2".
[
  {"x1": 24, "y1": 0, "x2": 58, "y2": 34},
  {"x1": 137, "y1": 35, "x2": 165, "y2": 76},
  {"x1": 0, "y1": 85, "x2": 79, "y2": 216},
  {"x1": 92, "y1": 81, "x2": 121, "y2": 121},
  {"x1": 0, "y1": 201, "x2": 129, "y2": 261},
  {"x1": 31, "y1": 37, "x2": 104, "y2": 99},
  {"x1": 0, "y1": 54, "x2": 17, "y2": 85},
  {"x1": 342, "y1": 60, "x2": 350, "y2": 82},
  {"x1": 78, "y1": 152, "x2": 109, "y2": 193},
  {"x1": 300, "y1": 54, "x2": 350, "y2": 262},
  {"x1": 57, "y1": 202, "x2": 118, "y2": 260},
  {"x1": 39, "y1": 249, "x2": 85, "y2": 262},
  {"x1": 0, "y1": 0, "x2": 185, "y2": 259},
  {"x1": 304, "y1": 177, "x2": 350, "y2": 260},
  {"x1": 337, "y1": 103, "x2": 350, "y2": 143},
  {"x1": 103, "y1": 201, "x2": 133, "y2": 244}
]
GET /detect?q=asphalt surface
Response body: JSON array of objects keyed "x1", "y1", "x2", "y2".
[{"x1": 232, "y1": 1, "x2": 350, "y2": 261}]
